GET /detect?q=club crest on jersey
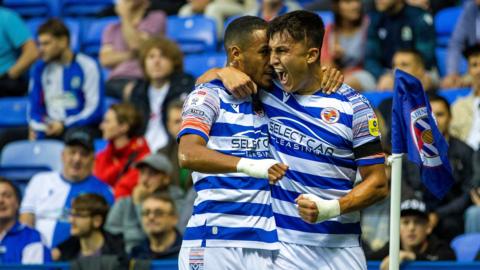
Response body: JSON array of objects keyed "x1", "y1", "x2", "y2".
[
  {"x1": 410, "y1": 107, "x2": 442, "y2": 167},
  {"x1": 320, "y1": 107, "x2": 340, "y2": 124}
]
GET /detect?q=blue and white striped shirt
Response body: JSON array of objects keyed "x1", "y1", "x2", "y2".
[
  {"x1": 178, "y1": 80, "x2": 279, "y2": 250},
  {"x1": 261, "y1": 83, "x2": 384, "y2": 247}
]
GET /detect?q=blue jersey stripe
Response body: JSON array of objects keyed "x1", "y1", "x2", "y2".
[
  {"x1": 214, "y1": 149, "x2": 272, "y2": 159},
  {"x1": 210, "y1": 122, "x2": 268, "y2": 137},
  {"x1": 356, "y1": 157, "x2": 385, "y2": 166},
  {"x1": 264, "y1": 103, "x2": 352, "y2": 149},
  {"x1": 271, "y1": 185, "x2": 301, "y2": 202},
  {"x1": 184, "y1": 225, "x2": 278, "y2": 243},
  {"x1": 274, "y1": 213, "x2": 361, "y2": 235},
  {"x1": 195, "y1": 176, "x2": 270, "y2": 191},
  {"x1": 269, "y1": 137, "x2": 357, "y2": 169},
  {"x1": 219, "y1": 101, "x2": 253, "y2": 114},
  {"x1": 193, "y1": 200, "x2": 274, "y2": 218}
]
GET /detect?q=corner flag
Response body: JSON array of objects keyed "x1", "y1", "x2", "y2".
[{"x1": 391, "y1": 69, "x2": 453, "y2": 199}]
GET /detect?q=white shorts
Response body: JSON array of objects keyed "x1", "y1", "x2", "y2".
[
  {"x1": 178, "y1": 247, "x2": 276, "y2": 270},
  {"x1": 273, "y1": 242, "x2": 367, "y2": 270}
]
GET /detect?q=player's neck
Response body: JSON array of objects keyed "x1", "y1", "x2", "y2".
[{"x1": 297, "y1": 66, "x2": 323, "y2": 95}]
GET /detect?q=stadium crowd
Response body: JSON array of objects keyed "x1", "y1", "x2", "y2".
[{"x1": 0, "y1": 0, "x2": 479, "y2": 268}]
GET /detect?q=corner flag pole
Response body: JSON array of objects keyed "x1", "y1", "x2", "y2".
[{"x1": 388, "y1": 153, "x2": 403, "y2": 270}]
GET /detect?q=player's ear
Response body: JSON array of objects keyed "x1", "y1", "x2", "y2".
[
  {"x1": 306, "y1": 47, "x2": 320, "y2": 64},
  {"x1": 229, "y1": 46, "x2": 242, "y2": 63}
]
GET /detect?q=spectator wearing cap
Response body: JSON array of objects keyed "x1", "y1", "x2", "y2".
[
  {"x1": 52, "y1": 194, "x2": 125, "y2": 261},
  {"x1": 130, "y1": 192, "x2": 182, "y2": 259},
  {"x1": 19, "y1": 129, "x2": 114, "y2": 248},
  {"x1": 94, "y1": 103, "x2": 150, "y2": 199},
  {"x1": 367, "y1": 199, "x2": 456, "y2": 270},
  {"x1": 104, "y1": 153, "x2": 184, "y2": 253},
  {"x1": 0, "y1": 177, "x2": 51, "y2": 264}
]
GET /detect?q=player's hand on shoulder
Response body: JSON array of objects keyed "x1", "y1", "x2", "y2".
[
  {"x1": 320, "y1": 66, "x2": 344, "y2": 94},
  {"x1": 218, "y1": 63, "x2": 257, "y2": 99},
  {"x1": 268, "y1": 163, "x2": 288, "y2": 184}
]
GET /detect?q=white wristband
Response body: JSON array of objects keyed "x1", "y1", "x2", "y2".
[
  {"x1": 236, "y1": 158, "x2": 278, "y2": 179},
  {"x1": 302, "y1": 194, "x2": 340, "y2": 223}
]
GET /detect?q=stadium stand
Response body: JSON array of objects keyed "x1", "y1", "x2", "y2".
[
  {"x1": 0, "y1": 97, "x2": 28, "y2": 128},
  {"x1": 183, "y1": 52, "x2": 227, "y2": 78},
  {"x1": 61, "y1": 0, "x2": 113, "y2": 17},
  {"x1": 451, "y1": 233, "x2": 480, "y2": 262},
  {"x1": 81, "y1": 16, "x2": 119, "y2": 57},
  {"x1": 3, "y1": 0, "x2": 61, "y2": 18},
  {"x1": 166, "y1": 15, "x2": 217, "y2": 54},
  {"x1": 434, "y1": 6, "x2": 462, "y2": 47}
]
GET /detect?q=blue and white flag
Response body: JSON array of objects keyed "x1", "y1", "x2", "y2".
[{"x1": 391, "y1": 69, "x2": 453, "y2": 199}]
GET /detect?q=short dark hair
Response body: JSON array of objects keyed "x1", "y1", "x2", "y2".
[
  {"x1": 37, "y1": 18, "x2": 70, "y2": 42},
  {"x1": 463, "y1": 44, "x2": 480, "y2": 60},
  {"x1": 143, "y1": 192, "x2": 177, "y2": 215},
  {"x1": 394, "y1": 47, "x2": 425, "y2": 68},
  {"x1": 0, "y1": 177, "x2": 21, "y2": 205},
  {"x1": 224, "y1": 16, "x2": 268, "y2": 51},
  {"x1": 427, "y1": 92, "x2": 451, "y2": 116},
  {"x1": 332, "y1": 0, "x2": 364, "y2": 28},
  {"x1": 71, "y1": 193, "x2": 109, "y2": 227},
  {"x1": 267, "y1": 10, "x2": 325, "y2": 50}
]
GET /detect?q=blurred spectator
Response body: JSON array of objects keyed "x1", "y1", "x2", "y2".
[
  {"x1": 105, "y1": 153, "x2": 184, "y2": 253},
  {"x1": 98, "y1": 0, "x2": 187, "y2": 17},
  {"x1": 406, "y1": 0, "x2": 458, "y2": 14},
  {"x1": 367, "y1": 199, "x2": 456, "y2": 270},
  {"x1": 377, "y1": 48, "x2": 435, "y2": 91},
  {"x1": 0, "y1": 177, "x2": 50, "y2": 264},
  {"x1": 321, "y1": 0, "x2": 375, "y2": 91},
  {"x1": 179, "y1": 0, "x2": 256, "y2": 38},
  {"x1": 130, "y1": 192, "x2": 181, "y2": 259},
  {"x1": 365, "y1": 0, "x2": 436, "y2": 86},
  {"x1": 306, "y1": 0, "x2": 376, "y2": 13},
  {"x1": 29, "y1": 19, "x2": 104, "y2": 140},
  {"x1": 95, "y1": 103, "x2": 151, "y2": 199},
  {"x1": 378, "y1": 49, "x2": 435, "y2": 143},
  {"x1": 247, "y1": 0, "x2": 302, "y2": 21},
  {"x1": 450, "y1": 44, "x2": 480, "y2": 151},
  {"x1": 466, "y1": 185, "x2": 480, "y2": 233},
  {"x1": 52, "y1": 194, "x2": 125, "y2": 261},
  {"x1": 100, "y1": 0, "x2": 166, "y2": 100},
  {"x1": 19, "y1": 129, "x2": 114, "y2": 248},
  {"x1": 129, "y1": 37, "x2": 194, "y2": 151},
  {"x1": 158, "y1": 99, "x2": 192, "y2": 190},
  {"x1": 0, "y1": 7, "x2": 38, "y2": 97},
  {"x1": 442, "y1": 0, "x2": 480, "y2": 89},
  {"x1": 401, "y1": 94, "x2": 474, "y2": 242}
]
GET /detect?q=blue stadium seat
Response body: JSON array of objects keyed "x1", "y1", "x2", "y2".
[
  {"x1": 81, "y1": 16, "x2": 119, "y2": 57},
  {"x1": 184, "y1": 52, "x2": 227, "y2": 78},
  {"x1": 438, "y1": 88, "x2": 470, "y2": 105},
  {"x1": 316, "y1": 11, "x2": 334, "y2": 26},
  {"x1": 0, "y1": 140, "x2": 64, "y2": 172},
  {"x1": 167, "y1": 15, "x2": 217, "y2": 54},
  {"x1": 0, "y1": 140, "x2": 64, "y2": 191},
  {"x1": 3, "y1": 0, "x2": 60, "y2": 18},
  {"x1": 435, "y1": 6, "x2": 462, "y2": 47},
  {"x1": 27, "y1": 17, "x2": 81, "y2": 52},
  {"x1": 435, "y1": 47, "x2": 468, "y2": 77},
  {"x1": 62, "y1": 0, "x2": 114, "y2": 17},
  {"x1": 451, "y1": 233, "x2": 480, "y2": 261},
  {"x1": 362, "y1": 91, "x2": 393, "y2": 108},
  {"x1": 94, "y1": 139, "x2": 108, "y2": 154},
  {"x1": 0, "y1": 97, "x2": 28, "y2": 128},
  {"x1": 104, "y1": 96, "x2": 120, "y2": 113}
]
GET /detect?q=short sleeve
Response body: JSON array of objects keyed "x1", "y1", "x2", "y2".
[
  {"x1": 177, "y1": 84, "x2": 221, "y2": 143},
  {"x1": 20, "y1": 174, "x2": 42, "y2": 214},
  {"x1": 3, "y1": 10, "x2": 31, "y2": 48},
  {"x1": 101, "y1": 24, "x2": 116, "y2": 46},
  {"x1": 140, "y1": 11, "x2": 167, "y2": 35},
  {"x1": 351, "y1": 96, "x2": 385, "y2": 166}
]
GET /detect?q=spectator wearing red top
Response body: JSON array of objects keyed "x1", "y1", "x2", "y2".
[{"x1": 94, "y1": 103, "x2": 150, "y2": 199}]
